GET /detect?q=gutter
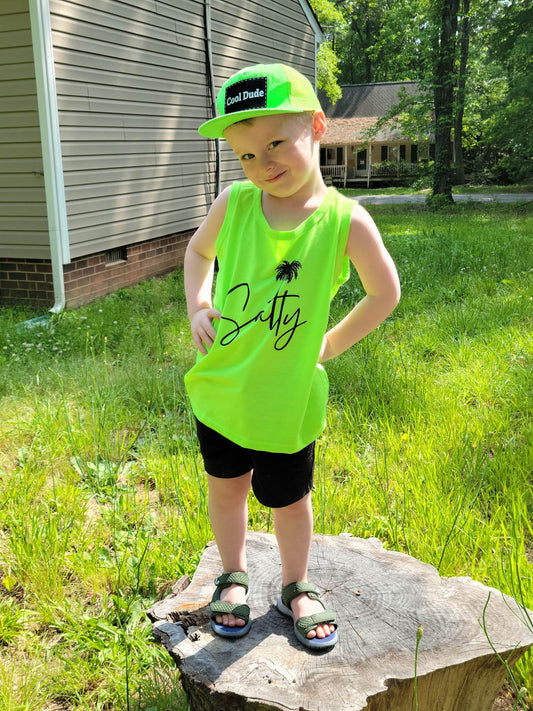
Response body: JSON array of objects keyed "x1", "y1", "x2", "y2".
[
  {"x1": 204, "y1": 0, "x2": 221, "y2": 198},
  {"x1": 28, "y1": 0, "x2": 70, "y2": 313},
  {"x1": 297, "y1": 0, "x2": 324, "y2": 87}
]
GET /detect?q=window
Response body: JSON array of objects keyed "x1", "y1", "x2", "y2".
[
  {"x1": 381, "y1": 145, "x2": 388, "y2": 161},
  {"x1": 411, "y1": 144, "x2": 418, "y2": 163},
  {"x1": 357, "y1": 148, "x2": 367, "y2": 169},
  {"x1": 337, "y1": 147, "x2": 343, "y2": 164},
  {"x1": 400, "y1": 145, "x2": 406, "y2": 161}
]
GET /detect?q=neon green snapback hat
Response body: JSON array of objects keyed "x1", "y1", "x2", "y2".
[{"x1": 198, "y1": 63, "x2": 322, "y2": 139}]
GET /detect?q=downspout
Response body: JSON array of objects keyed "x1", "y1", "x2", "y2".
[
  {"x1": 28, "y1": 0, "x2": 70, "y2": 313},
  {"x1": 204, "y1": 0, "x2": 221, "y2": 198}
]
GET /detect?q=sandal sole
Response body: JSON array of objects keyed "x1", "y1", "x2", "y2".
[{"x1": 211, "y1": 619, "x2": 251, "y2": 638}]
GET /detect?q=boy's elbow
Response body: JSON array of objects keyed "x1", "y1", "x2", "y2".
[
  {"x1": 383, "y1": 278, "x2": 401, "y2": 311},
  {"x1": 381, "y1": 283, "x2": 401, "y2": 320},
  {"x1": 392, "y1": 282, "x2": 401, "y2": 308}
]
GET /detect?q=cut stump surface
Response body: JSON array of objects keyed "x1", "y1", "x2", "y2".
[{"x1": 148, "y1": 533, "x2": 533, "y2": 711}]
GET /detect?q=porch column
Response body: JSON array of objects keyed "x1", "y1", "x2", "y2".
[
  {"x1": 397, "y1": 144, "x2": 400, "y2": 177},
  {"x1": 344, "y1": 145, "x2": 348, "y2": 188},
  {"x1": 367, "y1": 143, "x2": 372, "y2": 189}
]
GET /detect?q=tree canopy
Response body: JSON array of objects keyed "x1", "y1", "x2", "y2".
[{"x1": 309, "y1": 0, "x2": 533, "y2": 192}]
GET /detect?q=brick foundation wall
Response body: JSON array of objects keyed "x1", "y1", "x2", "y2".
[
  {"x1": 64, "y1": 231, "x2": 192, "y2": 308},
  {"x1": 0, "y1": 258, "x2": 55, "y2": 306},
  {"x1": 0, "y1": 231, "x2": 192, "y2": 309}
]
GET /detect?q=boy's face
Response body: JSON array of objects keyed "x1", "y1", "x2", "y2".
[{"x1": 224, "y1": 112, "x2": 326, "y2": 199}]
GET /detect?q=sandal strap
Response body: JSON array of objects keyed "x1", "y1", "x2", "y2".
[
  {"x1": 210, "y1": 571, "x2": 250, "y2": 624},
  {"x1": 214, "y1": 571, "x2": 249, "y2": 592},
  {"x1": 281, "y1": 581, "x2": 321, "y2": 608},
  {"x1": 210, "y1": 601, "x2": 250, "y2": 623},
  {"x1": 295, "y1": 610, "x2": 337, "y2": 637}
]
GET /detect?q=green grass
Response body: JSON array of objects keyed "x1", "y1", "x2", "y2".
[
  {"x1": 452, "y1": 183, "x2": 533, "y2": 194},
  {"x1": 339, "y1": 182, "x2": 533, "y2": 196},
  {"x1": 0, "y1": 201, "x2": 532, "y2": 709}
]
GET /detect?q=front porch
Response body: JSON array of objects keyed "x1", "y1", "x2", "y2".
[
  {"x1": 321, "y1": 162, "x2": 422, "y2": 187},
  {"x1": 320, "y1": 140, "x2": 433, "y2": 188}
]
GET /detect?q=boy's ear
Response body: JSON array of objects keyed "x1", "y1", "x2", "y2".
[{"x1": 312, "y1": 110, "x2": 327, "y2": 141}]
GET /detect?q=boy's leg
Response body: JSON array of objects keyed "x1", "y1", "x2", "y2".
[
  {"x1": 207, "y1": 472, "x2": 252, "y2": 628},
  {"x1": 273, "y1": 493, "x2": 335, "y2": 640}
]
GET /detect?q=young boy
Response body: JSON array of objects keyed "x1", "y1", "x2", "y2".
[{"x1": 184, "y1": 64, "x2": 400, "y2": 649}]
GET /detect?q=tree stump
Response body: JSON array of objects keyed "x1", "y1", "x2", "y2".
[{"x1": 148, "y1": 532, "x2": 533, "y2": 711}]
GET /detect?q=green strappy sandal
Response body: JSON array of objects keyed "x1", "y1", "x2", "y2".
[
  {"x1": 276, "y1": 581, "x2": 337, "y2": 649},
  {"x1": 210, "y1": 571, "x2": 251, "y2": 638}
]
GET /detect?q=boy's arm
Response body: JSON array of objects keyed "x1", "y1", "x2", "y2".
[
  {"x1": 319, "y1": 203, "x2": 401, "y2": 362},
  {"x1": 184, "y1": 187, "x2": 230, "y2": 354}
]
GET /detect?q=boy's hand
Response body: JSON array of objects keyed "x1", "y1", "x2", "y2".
[{"x1": 190, "y1": 307, "x2": 221, "y2": 354}]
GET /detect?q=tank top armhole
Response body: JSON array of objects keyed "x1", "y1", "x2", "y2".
[
  {"x1": 215, "y1": 182, "x2": 246, "y2": 253},
  {"x1": 340, "y1": 195, "x2": 357, "y2": 254},
  {"x1": 331, "y1": 195, "x2": 355, "y2": 297}
]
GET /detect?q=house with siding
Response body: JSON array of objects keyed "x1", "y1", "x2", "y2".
[
  {"x1": 319, "y1": 81, "x2": 433, "y2": 188},
  {"x1": 0, "y1": 0, "x2": 321, "y2": 309}
]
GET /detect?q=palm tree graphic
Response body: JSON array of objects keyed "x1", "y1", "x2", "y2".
[{"x1": 275, "y1": 260, "x2": 302, "y2": 283}]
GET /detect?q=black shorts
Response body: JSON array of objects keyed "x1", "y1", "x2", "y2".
[{"x1": 195, "y1": 419, "x2": 315, "y2": 509}]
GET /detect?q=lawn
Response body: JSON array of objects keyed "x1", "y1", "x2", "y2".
[
  {"x1": 338, "y1": 182, "x2": 533, "y2": 197},
  {"x1": 0, "y1": 200, "x2": 532, "y2": 710}
]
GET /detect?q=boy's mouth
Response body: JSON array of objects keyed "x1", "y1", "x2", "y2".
[{"x1": 265, "y1": 171, "x2": 286, "y2": 183}]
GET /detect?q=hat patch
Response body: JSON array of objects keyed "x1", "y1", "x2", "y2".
[{"x1": 225, "y1": 77, "x2": 267, "y2": 115}]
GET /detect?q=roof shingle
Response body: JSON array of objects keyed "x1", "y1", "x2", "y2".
[{"x1": 318, "y1": 81, "x2": 421, "y2": 146}]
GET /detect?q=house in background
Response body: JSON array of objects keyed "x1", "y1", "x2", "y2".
[
  {"x1": 319, "y1": 81, "x2": 433, "y2": 188},
  {"x1": 0, "y1": 0, "x2": 321, "y2": 309}
]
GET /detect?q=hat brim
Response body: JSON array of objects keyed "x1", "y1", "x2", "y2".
[{"x1": 198, "y1": 108, "x2": 311, "y2": 139}]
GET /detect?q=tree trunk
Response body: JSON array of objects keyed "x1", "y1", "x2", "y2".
[
  {"x1": 432, "y1": 0, "x2": 460, "y2": 201},
  {"x1": 149, "y1": 533, "x2": 533, "y2": 711},
  {"x1": 351, "y1": 9, "x2": 373, "y2": 84},
  {"x1": 454, "y1": 0, "x2": 471, "y2": 185},
  {"x1": 364, "y1": 15, "x2": 372, "y2": 82}
]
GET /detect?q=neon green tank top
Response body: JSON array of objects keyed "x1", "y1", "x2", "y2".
[{"x1": 185, "y1": 181, "x2": 353, "y2": 453}]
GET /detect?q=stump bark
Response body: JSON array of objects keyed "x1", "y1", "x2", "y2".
[{"x1": 148, "y1": 532, "x2": 533, "y2": 711}]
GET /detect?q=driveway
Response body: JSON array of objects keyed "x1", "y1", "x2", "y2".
[{"x1": 354, "y1": 192, "x2": 533, "y2": 205}]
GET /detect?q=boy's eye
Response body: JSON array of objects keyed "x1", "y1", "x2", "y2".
[
  {"x1": 268, "y1": 141, "x2": 282, "y2": 150},
  {"x1": 241, "y1": 153, "x2": 254, "y2": 161}
]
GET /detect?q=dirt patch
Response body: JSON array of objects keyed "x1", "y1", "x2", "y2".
[{"x1": 492, "y1": 685, "x2": 529, "y2": 710}]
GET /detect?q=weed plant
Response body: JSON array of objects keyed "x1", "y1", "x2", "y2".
[{"x1": 0, "y1": 202, "x2": 532, "y2": 709}]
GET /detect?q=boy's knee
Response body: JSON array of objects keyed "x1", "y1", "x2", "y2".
[
  {"x1": 207, "y1": 472, "x2": 252, "y2": 503},
  {"x1": 272, "y1": 492, "x2": 311, "y2": 514}
]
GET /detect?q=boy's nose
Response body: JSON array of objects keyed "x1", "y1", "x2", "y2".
[{"x1": 259, "y1": 153, "x2": 275, "y2": 171}]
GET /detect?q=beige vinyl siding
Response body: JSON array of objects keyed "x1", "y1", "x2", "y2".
[
  {"x1": 211, "y1": 1, "x2": 316, "y2": 72},
  {"x1": 210, "y1": 0, "x2": 318, "y2": 188},
  {"x1": 50, "y1": 0, "x2": 212, "y2": 259},
  {"x1": 47, "y1": 0, "x2": 317, "y2": 259},
  {"x1": 0, "y1": 0, "x2": 49, "y2": 259}
]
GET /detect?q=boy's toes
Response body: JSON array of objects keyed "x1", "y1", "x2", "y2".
[
  {"x1": 217, "y1": 613, "x2": 245, "y2": 628},
  {"x1": 309, "y1": 622, "x2": 334, "y2": 639}
]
